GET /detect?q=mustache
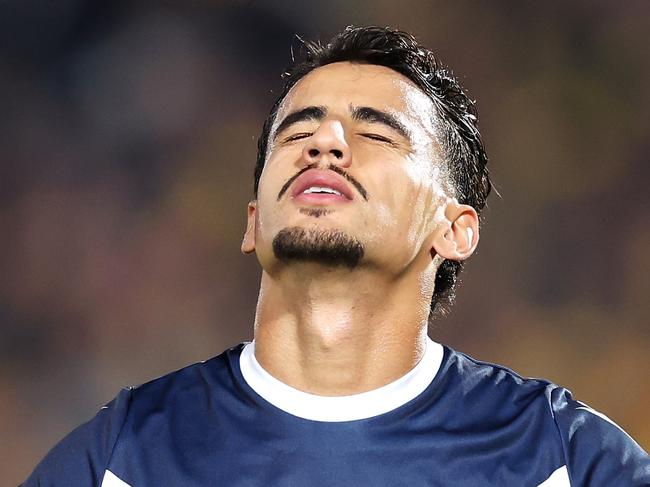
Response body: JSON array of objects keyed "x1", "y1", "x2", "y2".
[{"x1": 277, "y1": 163, "x2": 369, "y2": 201}]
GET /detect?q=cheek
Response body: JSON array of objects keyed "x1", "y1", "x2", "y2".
[
  {"x1": 257, "y1": 152, "x2": 292, "y2": 204},
  {"x1": 393, "y1": 160, "x2": 443, "y2": 246},
  {"x1": 365, "y1": 170, "x2": 421, "y2": 242},
  {"x1": 254, "y1": 183, "x2": 282, "y2": 240},
  {"x1": 366, "y1": 201, "x2": 396, "y2": 243},
  {"x1": 265, "y1": 142, "x2": 304, "y2": 168}
]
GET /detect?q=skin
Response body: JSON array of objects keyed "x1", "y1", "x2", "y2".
[{"x1": 241, "y1": 62, "x2": 479, "y2": 396}]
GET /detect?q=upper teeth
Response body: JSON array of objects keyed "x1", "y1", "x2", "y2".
[{"x1": 303, "y1": 186, "x2": 342, "y2": 196}]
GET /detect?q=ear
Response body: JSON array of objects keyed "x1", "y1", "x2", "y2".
[
  {"x1": 241, "y1": 200, "x2": 257, "y2": 255},
  {"x1": 431, "y1": 201, "x2": 479, "y2": 261}
]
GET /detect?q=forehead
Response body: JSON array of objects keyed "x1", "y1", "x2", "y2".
[{"x1": 275, "y1": 62, "x2": 437, "y2": 132}]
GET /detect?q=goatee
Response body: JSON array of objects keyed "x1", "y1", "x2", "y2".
[{"x1": 272, "y1": 227, "x2": 364, "y2": 269}]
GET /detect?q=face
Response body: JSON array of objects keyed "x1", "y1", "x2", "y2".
[{"x1": 243, "y1": 61, "x2": 454, "y2": 276}]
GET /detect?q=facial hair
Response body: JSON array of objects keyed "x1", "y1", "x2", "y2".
[{"x1": 272, "y1": 227, "x2": 364, "y2": 269}]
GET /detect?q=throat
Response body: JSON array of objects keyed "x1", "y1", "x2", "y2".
[
  {"x1": 252, "y1": 270, "x2": 430, "y2": 396},
  {"x1": 254, "y1": 305, "x2": 426, "y2": 396}
]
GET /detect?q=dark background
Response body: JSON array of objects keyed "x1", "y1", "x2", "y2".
[{"x1": 1, "y1": 1, "x2": 648, "y2": 484}]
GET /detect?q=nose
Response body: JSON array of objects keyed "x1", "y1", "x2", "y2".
[{"x1": 301, "y1": 120, "x2": 351, "y2": 167}]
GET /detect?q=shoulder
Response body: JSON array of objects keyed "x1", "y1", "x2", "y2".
[
  {"x1": 440, "y1": 347, "x2": 557, "y2": 416},
  {"x1": 21, "y1": 387, "x2": 134, "y2": 486},
  {"x1": 548, "y1": 387, "x2": 650, "y2": 485},
  {"x1": 441, "y1": 347, "x2": 650, "y2": 486},
  {"x1": 22, "y1": 345, "x2": 244, "y2": 486},
  {"x1": 127, "y1": 345, "x2": 242, "y2": 411},
  {"x1": 111, "y1": 344, "x2": 246, "y2": 443}
]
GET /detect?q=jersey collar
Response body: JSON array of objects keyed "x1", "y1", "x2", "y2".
[{"x1": 239, "y1": 337, "x2": 443, "y2": 422}]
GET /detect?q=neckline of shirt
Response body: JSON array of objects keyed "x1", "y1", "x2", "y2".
[{"x1": 239, "y1": 337, "x2": 444, "y2": 422}]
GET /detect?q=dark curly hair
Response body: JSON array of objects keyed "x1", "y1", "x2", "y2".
[{"x1": 253, "y1": 26, "x2": 492, "y2": 319}]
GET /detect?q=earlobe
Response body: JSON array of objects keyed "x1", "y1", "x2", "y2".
[
  {"x1": 431, "y1": 202, "x2": 479, "y2": 262},
  {"x1": 241, "y1": 201, "x2": 257, "y2": 255}
]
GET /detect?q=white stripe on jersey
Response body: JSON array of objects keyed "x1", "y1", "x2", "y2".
[
  {"x1": 101, "y1": 469, "x2": 132, "y2": 487},
  {"x1": 536, "y1": 465, "x2": 570, "y2": 486},
  {"x1": 576, "y1": 402, "x2": 635, "y2": 441},
  {"x1": 97, "y1": 465, "x2": 569, "y2": 486}
]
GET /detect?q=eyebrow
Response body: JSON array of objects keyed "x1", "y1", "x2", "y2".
[
  {"x1": 350, "y1": 106, "x2": 410, "y2": 140},
  {"x1": 274, "y1": 106, "x2": 326, "y2": 140},
  {"x1": 273, "y1": 104, "x2": 411, "y2": 141}
]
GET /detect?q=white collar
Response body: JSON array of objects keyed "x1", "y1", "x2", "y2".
[{"x1": 239, "y1": 337, "x2": 443, "y2": 422}]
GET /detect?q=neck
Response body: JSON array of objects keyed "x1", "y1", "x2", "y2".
[{"x1": 252, "y1": 262, "x2": 434, "y2": 396}]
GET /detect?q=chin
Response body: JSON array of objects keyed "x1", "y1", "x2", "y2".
[{"x1": 272, "y1": 226, "x2": 365, "y2": 269}]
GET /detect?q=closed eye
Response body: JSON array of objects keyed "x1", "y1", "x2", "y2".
[
  {"x1": 360, "y1": 133, "x2": 393, "y2": 144},
  {"x1": 284, "y1": 132, "x2": 312, "y2": 142}
]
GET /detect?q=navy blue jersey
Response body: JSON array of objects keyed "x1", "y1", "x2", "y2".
[{"x1": 23, "y1": 340, "x2": 650, "y2": 486}]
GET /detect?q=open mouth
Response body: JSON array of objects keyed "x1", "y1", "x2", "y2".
[{"x1": 290, "y1": 169, "x2": 355, "y2": 205}]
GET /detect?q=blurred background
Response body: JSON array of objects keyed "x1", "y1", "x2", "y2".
[{"x1": 1, "y1": 0, "x2": 648, "y2": 483}]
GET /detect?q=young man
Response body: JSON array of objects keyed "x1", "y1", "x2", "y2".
[{"x1": 23, "y1": 26, "x2": 649, "y2": 486}]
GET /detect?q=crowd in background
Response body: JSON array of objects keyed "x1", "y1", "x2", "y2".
[{"x1": 1, "y1": 1, "x2": 648, "y2": 483}]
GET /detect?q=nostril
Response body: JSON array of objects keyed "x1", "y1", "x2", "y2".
[
  {"x1": 308, "y1": 149, "x2": 319, "y2": 158},
  {"x1": 331, "y1": 149, "x2": 343, "y2": 159}
]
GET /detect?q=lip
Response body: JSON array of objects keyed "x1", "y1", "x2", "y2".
[{"x1": 290, "y1": 169, "x2": 355, "y2": 202}]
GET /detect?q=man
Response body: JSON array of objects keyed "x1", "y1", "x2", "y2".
[{"x1": 23, "y1": 26, "x2": 649, "y2": 486}]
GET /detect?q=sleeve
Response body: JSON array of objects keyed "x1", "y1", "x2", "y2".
[
  {"x1": 20, "y1": 387, "x2": 133, "y2": 487},
  {"x1": 550, "y1": 387, "x2": 650, "y2": 486}
]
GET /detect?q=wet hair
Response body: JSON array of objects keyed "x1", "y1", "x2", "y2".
[{"x1": 253, "y1": 26, "x2": 492, "y2": 319}]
